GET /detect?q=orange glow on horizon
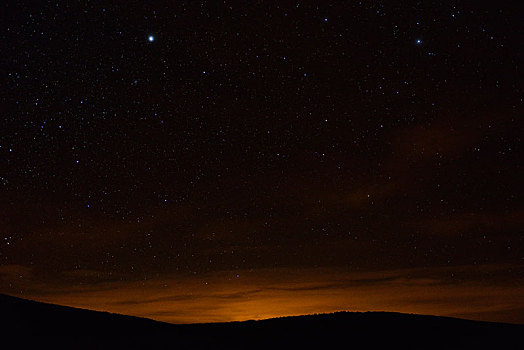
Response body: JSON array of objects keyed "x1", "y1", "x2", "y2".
[{"x1": 4, "y1": 264, "x2": 522, "y2": 324}]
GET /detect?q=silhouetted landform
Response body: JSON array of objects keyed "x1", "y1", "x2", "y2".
[{"x1": 2, "y1": 293, "x2": 522, "y2": 349}]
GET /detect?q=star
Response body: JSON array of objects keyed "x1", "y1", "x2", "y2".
[
  {"x1": 148, "y1": 35, "x2": 155, "y2": 42},
  {"x1": 415, "y1": 39, "x2": 422, "y2": 45}
]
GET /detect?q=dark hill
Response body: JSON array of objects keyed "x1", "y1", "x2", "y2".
[{"x1": 1, "y1": 293, "x2": 521, "y2": 349}]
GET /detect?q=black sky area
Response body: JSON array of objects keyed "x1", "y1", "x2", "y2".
[{"x1": 0, "y1": 1, "x2": 522, "y2": 324}]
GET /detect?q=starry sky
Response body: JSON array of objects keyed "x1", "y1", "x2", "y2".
[{"x1": 1, "y1": 1, "x2": 523, "y2": 324}]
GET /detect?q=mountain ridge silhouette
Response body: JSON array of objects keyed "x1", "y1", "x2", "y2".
[{"x1": 2, "y1": 293, "x2": 521, "y2": 349}]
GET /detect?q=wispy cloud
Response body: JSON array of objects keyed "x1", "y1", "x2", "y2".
[{"x1": 2, "y1": 264, "x2": 522, "y2": 324}]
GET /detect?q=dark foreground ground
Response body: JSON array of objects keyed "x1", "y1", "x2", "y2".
[{"x1": 1, "y1": 293, "x2": 522, "y2": 349}]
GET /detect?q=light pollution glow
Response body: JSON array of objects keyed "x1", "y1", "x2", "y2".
[{"x1": 2, "y1": 264, "x2": 522, "y2": 324}]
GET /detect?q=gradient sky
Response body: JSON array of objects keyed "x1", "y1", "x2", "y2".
[{"x1": 1, "y1": 1, "x2": 522, "y2": 324}]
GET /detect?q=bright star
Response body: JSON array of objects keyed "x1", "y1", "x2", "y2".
[{"x1": 148, "y1": 35, "x2": 155, "y2": 42}]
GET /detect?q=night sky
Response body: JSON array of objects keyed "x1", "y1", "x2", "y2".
[{"x1": 1, "y1": 1, "x2": 523, "y2": 324}]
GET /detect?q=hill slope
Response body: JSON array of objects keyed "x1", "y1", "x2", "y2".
[{"x1": 1, "y1": 293, "x2": 521, "y2": 349}]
